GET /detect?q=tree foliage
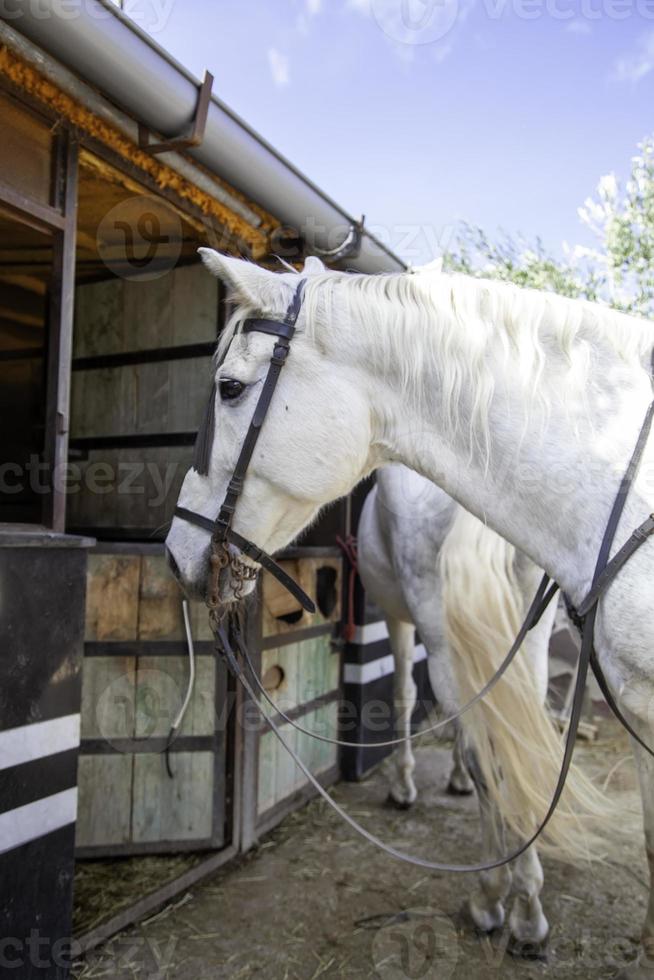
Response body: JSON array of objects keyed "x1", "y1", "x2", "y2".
[{"x1": 444, "y1": 136, "x2": 654, "y2": 319}]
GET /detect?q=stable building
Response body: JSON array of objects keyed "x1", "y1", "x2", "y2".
[{"x1": 0, "y1": 3, "x2": 435, "y2": 974}]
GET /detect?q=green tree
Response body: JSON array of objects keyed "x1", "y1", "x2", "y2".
[{"x1": 444, "y1": 136, "x2": 654, "y2": 319}]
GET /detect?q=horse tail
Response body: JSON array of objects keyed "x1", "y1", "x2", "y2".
[{"x1": 439, "y1": 509, "x2": 618, "y2": 865}]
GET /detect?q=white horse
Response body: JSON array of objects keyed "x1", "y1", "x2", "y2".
[
  {"x1": 357, "y1": 463, "x2": 534, "y2": 809},
  {"x1": 357, "y1": 463, "x2": 605, "y2": 952},
  {"x1": 166, "y1": 253, "x2": 654, "y2": 976}
]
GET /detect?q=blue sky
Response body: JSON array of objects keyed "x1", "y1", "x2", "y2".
[{"x1": 137, "y1": 0, "x2": 654, "y2": 265}]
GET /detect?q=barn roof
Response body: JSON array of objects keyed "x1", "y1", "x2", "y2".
[{"x1": 4, "y1": 0, "x2": 405, "y2": 274}]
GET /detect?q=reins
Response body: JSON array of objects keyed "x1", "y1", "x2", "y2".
[{"x1": 177, "y1": 282, "x2": 654, "y2": 871}]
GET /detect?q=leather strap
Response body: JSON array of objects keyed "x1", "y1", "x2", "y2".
[
  {"x1": 213, "y1": 282, "x2": 305, "y2": 541},
  {"x1": 174, "y1": 281, "x2": 314, "y2": 613},
  {"x1": 570, "y1": 392, "x2": 654, "y2": 759},
  {"x1": 243, "y1": 318, "x2": 295, "y2": 339},
  {"x1": 232, "y1": 573, "x2": 558, "y2": 750},
  {"x1": 577, "y1": 512, "x2": 654, "y2": 618},
  {"x1": 213, "y1": 606, "x2": 587, "y2": 873}
]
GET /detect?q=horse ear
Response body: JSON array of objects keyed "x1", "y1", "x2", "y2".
[
  {"x1": 198, "y1": 249, "x2": 284, "y2": 308},
  {"x1": 415, "y1": 257, "x2": 444, "y2": 276},
  {"x1": 303, "y1": 255, "x2": 326, "y2": 275}
]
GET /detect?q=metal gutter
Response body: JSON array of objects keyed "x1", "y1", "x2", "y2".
[
  {"x1": 4, "y1": 0, "x2": 405, "y2": 274},
  {"x1": 0, "y1": 20, "x2": 264, "y2": 231}
]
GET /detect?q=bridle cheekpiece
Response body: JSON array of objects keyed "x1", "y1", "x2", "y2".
[{"x1": 174, "y1": 280, "x2": 316, "y2": 615}]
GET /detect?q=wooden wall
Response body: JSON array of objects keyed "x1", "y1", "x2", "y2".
[
  {"x1": 76, "y1": 546, "x2": 229, "y2": 857},
  {"x1": 251, "y1": 551, "x2": 343, "y2": 836},
  {"x1": 67, "y1": 265, "x2": 222, "y2": 538}
]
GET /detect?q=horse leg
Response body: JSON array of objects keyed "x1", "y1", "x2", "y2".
[
  {"x1": 617, "y1": 735, "x2": 654, "y2": 979},
  {"x1": 447, "y1": 722, "x2": 475, "y2": 795},
  {"x1": 387, "y1": 617, "x2": 418, "y2": 808},
  {"x1": 506, "y1": 846, "x2": 549, "y2": 958},
  {"x1": 466, "y1": 749, "x2": 513, "y2": 934},
  {"x1": 504, "y1": 579, "x2": 550, "y2": 956}
]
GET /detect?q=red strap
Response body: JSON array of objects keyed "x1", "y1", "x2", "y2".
[{"x1": 336, "y1": 534, "x2": 359, "y2": 643}]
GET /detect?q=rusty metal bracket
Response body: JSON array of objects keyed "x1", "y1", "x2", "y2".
[
  {"x1": 138, "y1": 70, "x2": 214, "y2": 155},
  {"x1": 313, "y1": 214, "x2": 365, "y2": 263}
]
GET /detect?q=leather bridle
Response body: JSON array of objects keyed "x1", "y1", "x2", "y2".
[
  {"x1": 175, "y1": 277, "x2": 654, "y2": 872},
  {"x1": 174, "y1": 281, "x2": 316, "y2": 616}
]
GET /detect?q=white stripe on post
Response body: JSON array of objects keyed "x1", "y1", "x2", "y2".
[
  {"x1": 0, "y1": 788, "x2": 78, "y2": 854},
  {"x1": 0, "y1": 714, "x2": 81, "y2": 771},
  {"x1": 352, "y1": 621, "x2": 389, "y2": 646},
  {"x1": 343, "y1": 643, "x2": 427, "y2": 686}
]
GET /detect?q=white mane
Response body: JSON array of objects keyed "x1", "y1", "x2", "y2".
[{"x1": 218, "y1": 267, "x2": 654, "y2": 456}]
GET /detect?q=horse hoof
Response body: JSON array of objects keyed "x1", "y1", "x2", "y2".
[
  {"x1": 446, "y1": 779, "x2": 474, "y2": 797},
  {"x1": 507, "y1": 935, "x2": 549, "y2": 962},
  {"x1": 458, "y1": 901, "x2": 504, "y2": 937},
  {"x1": 385, "y1": 792, "x2": 414, "y2": 811}
]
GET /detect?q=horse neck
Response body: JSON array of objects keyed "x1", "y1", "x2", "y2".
[{"x1": 340, "y1": 286, "x2": 654, "y2": 602}]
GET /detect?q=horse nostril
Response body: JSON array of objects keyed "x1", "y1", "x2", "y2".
[{"x1": 166, "y1": 547, "x2": 181, "y2": 581}]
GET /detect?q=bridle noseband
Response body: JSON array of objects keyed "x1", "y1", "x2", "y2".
[{"x1": 174, "y1": 280, "x2": 316, "y2": 615}]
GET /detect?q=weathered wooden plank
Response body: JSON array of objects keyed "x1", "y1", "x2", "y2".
[
  {"x1": 261, "y1": 557, "x2": 342, "y2": 638},
  {"x1": 70, "y1": 357, "x2": 210, "y2": 439},
  {"x1": 261, "y1": 644, "x2": 299, "y2": 714},
  {"x1": 73, "y1": 265, "x2": 218, "y2": 359},
  {"x1": 189, "y1": 600, "x2": 214, "y2": 641},
  {"x1": 73, "y1": 277, "x2": 124, "y2": 358},
  {"x1": 67, "y1": 445, "x2": 193, "y2": 534},
  {"x1": 123, "y1": 273, "x2": 174, "y2": 351},
  {"x1": 131, "y1": 751, "x2": 214, "y2": 843},
  {"x1": 75, "y1": 754, "x2": 133, "y2": 848},
  {"x1": 273, "y1": 722, "x2": 298, "y2": 806},
  {"x1": 80, "y1": 655, "x2": 136, "y2": 739},
  {"x1": 317, "y1": 702, "x2": 339, "y2": 773},
  {"x1": 171, "y1": 265, "x2": 219, "y2": 345},
  {"x1": 135, "y1": 656, "x2": 215, "y2": 738},
  {"x1": 296, "y1": 633, "x2": 339, "y2": 704},
  {"x1": 292, "y1": 713, "x2": 314, "y2": 794},
  {"x1": 85, "y1": 554, "x2": 141, "y2": 641},
  {"x1": 138, "y1": 553, "x2": 185, "y2": 640},
  {"x1": 136, "y1": 359, "x2": 170, "y2": 433},
  {"x1": 261, "y1": 560, "x2": 308, "y2": 637},
  {"x1": 257, "y1": 730, "x2": 276, "y2": 816}
]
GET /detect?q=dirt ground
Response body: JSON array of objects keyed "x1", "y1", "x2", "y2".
[{"x1": 74, "y1": 721, "x2": 647, "y2": 980}]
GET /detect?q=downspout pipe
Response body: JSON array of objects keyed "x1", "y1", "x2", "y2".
[{"x1": 3, "y1": 0, "x2": 406, "y2": 274}]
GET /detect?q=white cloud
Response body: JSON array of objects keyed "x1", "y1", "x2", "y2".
[
  {"x1": 268, "y1": 47, "x2": 290, "y2": 87},
  {"x1": 565, "y1": 20, "x2": 591, "y2": 35},
  {"x1": 306, "y1": 0, "x2": 322, "y2": 13},
  {"x1": 613, "y1": 31, "x2": 654, "y2": 83}
]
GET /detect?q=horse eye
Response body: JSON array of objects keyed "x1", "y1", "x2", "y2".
[{"x1": 219, "y1": 378, "x2": 245, "y2": 401}]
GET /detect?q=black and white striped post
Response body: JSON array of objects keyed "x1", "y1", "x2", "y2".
[
  {"x1": 339, "y1": 558, "x2": 433, "y2": 781},
  {"x1": 0, "y1": 532, "x2": 92, "y2": 979}
]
